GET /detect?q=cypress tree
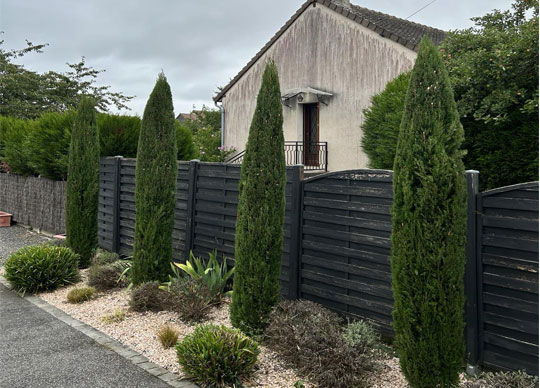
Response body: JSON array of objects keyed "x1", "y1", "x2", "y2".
[
  {"x1": 66, "y1": 96, "x2": 100, "y2": 268},
  {"x1": 132, "y1": 73, "x2": 177, "y2": 284},
  {"x1": 230, "y1": 62, "x2": 286, "y2": 335},
  {"x1": 391, "y1": 37, "x2": 467, "y2": 388}
]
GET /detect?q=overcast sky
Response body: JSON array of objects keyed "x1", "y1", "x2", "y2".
[{"x1": 0, "y1": 0, "x2": 514, "y2": 116}]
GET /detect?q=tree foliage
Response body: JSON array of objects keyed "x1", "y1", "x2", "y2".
[
  {"x1": 391, "y1": 38, "x2": 467, "y2": 388},
  {"x1": 97, "y1": 113, "x2": 141, "y2": 158},
  {"x1": 230, "y1": 62, "x2": 286, "y2": 335},
  {"x1": 132, "y1": 73, "x2": 177, "y2": 285},
  {"x1": 66, "y1": 96, "x2": 100, "y2": 267},
  {"x1": 175, "y1": 122, "x2": 197, "y2": 161},
  {"x1": 361, "y1": 72, "x2": 411, "y2": 169},
  {"x1": 0, "y1": 38, "x2": 133, "y2": 119},
  {"x1": 361, "y1": 0, "x2": 538, "y2": 190}
]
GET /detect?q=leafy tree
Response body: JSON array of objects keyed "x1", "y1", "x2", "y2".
[
  {"x1": 132, "y1": 73, "x2": 177, "y2": 285},
  {"x1": 178, "y1": 105, "x2": 221, "y2": 134},
  {"x1": 98, "y1": 113, "x2": 141, "y2": 158},
  {"x1": 230, "y1": 62, "x2": 286, "y2": 335},
  {"x1": 391, "y1": 37, "x2": 467, "y2": 388},
  {"x1": 0, "y1": 38, "x2": 133, "y2": 119},
  {"x1": 361, "y1": 72, "x2": 411, "y2": 169},
  {"x1": 175, "y1": 122, "x2": 197, "y2": 160},
  {"x1": 66, "y1": 96, "x2": 100, "y2": 268},
  {"x1": 441, "y1": 0, "x2": 538, "y2": 189},
  {"x1": 361, "y1": 0, "x2": 538, "y2": 190},
  {"x1": 192, "y1": 125, "x2": 235, "y2": 162}
]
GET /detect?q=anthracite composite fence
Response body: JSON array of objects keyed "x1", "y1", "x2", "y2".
[{"x1": 97, "y1": 157, "x2": 538, "y2": 375}]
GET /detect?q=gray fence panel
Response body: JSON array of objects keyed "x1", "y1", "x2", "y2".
[
  {"x1": 98, "y1": 157, "x2": 118, "y2": 251},
  {"x1": 299, "y1": 169, "x2": 394, "y2": 334},
  {"x1": 478, "y1": 182, "x2": 539, "y2": 375}
]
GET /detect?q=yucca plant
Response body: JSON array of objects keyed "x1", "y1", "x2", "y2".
[{"x1": 173, "y1": 251, "x2": 234, "y2": 302}]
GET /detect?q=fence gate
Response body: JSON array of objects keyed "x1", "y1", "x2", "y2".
[
  {"x1": 474, "y1": 182, "x2": 539, "y2": 374},
  {"x1": 297, "y1": 169, "x2": 394, "y2": 334}
]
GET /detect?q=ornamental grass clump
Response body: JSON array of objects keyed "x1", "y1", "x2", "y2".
[
  {"x1": 67, "y1": 286, "x2": 96, "y2": 304},
  {"x1": 91, "y1": 249, "x2": 119, "y2": 266},
  {"x1": 88, "y1": 263, "x2": 125, "y2": 291},
  {"x1": 129, "y1": 281, "x2": 172, "y2": 312},
  {"x1": 265, "y1": 300, "x2": 371, "y2": 388},
  {"x1": 391, "y1": 37, "x2": 467, "y2": 388},
  {"x1": 462, "y1": 370, "x2": 539, "y2": 388},
  {"x1": 176, "y1": 324, "x2": 259, "y2": 387},
  {"x1": 168, "y1": 277, "x2": 214, "y2": 322},
  {"x1": 157, "y1": 326, "x2": 179, "y2": 348},
  {"x1": 4, "y1": 245, "x2": 79, "y2": 294}
]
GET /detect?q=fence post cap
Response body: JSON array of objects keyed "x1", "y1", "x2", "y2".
[{"x1": 465, "y1": 170, "x2": 480, "y2": 174}]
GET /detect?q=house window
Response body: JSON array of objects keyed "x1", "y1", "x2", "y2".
[{"x1": 303, "y1": 103, "x2": 319, "y2": 166}]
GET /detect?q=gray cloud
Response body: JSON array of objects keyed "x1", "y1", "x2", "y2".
[{"x1": 0, "y1": 0, "x2": 514, "y2": 115}]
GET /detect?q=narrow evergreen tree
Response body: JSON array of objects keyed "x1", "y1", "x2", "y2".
[
  {"x1": 66, "y1": 96, "x2": 99, "y2": 268},
  {"x1": 230, "y1": 62, "x2": 286, "y2": 335},
  {"x1": 391, "y1": 37, "x2": 467, "y2": 388},
  {"x1": 132, "y1": 73, "x2": 177, "y2": 284}
]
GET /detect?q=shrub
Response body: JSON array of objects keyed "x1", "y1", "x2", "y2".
[
  {"x1": 191, "y1": 125, "x2": 234, "y2": 162},
  {"x1": 0, "y1": 116, "x2": 35, "y2": 175},
  {"x1": 462, "y1": 370, "x2": 539, "y2": 388},
  {"x1": 88, "y1": 264, "x2": 124, "y2": 291},
  {"x1": 175, "y1": 122, "x2": 197, "y2": 160},
  {"x1": 361, "y1": 71, "x2": 410, "y2": 170},
  {"x1": 176, "y1": 324, "x2": 259, "y2": 387},
  {"x1": 129, "y1": 281, "x2": 172, "y2": 312},
  {"x1": 132, "y1": 73, "x2": 177, "y2": 285},
  {"x1": 391, "y1": 37, "x2": 467, "y2": 388},
  {"x1": 67, "y1": 286, "x2": 96, "y2": 303},
  {"x1": 231, "y1": 62, "x2": 286, "y2": 335},
  {"x1": 101, "y1": 309, "x2": 125, "y2": 324},
  {"x1": 157, "y1": 326, "x2": 179, "y2": 348},
  {"x1": 168, "y1": 277, "x2": 214, "y2": 322},
  {"x1": 97, "y1": 113, "x2": 141, "y2": 158},
  {"x1": 66, "y1": 96, "x2": 100, "y2": 267},
  {"x1": 26, "y1": 110, "x2": 75, "y2": 180},
  {"x1": 175, "y1": 251, "x2": 234, "y2": 303},
  {"x1": 343, "y1": 320, "x2": 382, "y2": 354},
  {"x1": 265, "y1": 300, "x2": 370, "y2": 388},
  {"x1": 92, "y1": 249, "x2": 119, "y2": 266},
  {"x1": 4, "y1": 245, "x2": 79, "y2": 294}
]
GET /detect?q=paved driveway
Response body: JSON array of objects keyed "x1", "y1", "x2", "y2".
[
  {"x1": 0, "y1": 225, "x2": 50, "y2": 266},
  {"x1": 0, "y1": 283, "x2": 172, "y2": 388}
]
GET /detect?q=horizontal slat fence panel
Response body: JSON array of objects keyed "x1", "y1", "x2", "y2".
[
  {"x1": 478, "y1": 182, "x2": 539, "y2": 375},
  {"x1": 299, "y1": 169, "x2": 394, "y2": 335}
]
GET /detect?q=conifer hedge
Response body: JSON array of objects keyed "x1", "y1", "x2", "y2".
[
  {"x1": 66, "y1": 97, "x2": 100, "y2": 268},
  {"x1": 230, "y1": 62, "x2": 286, "y2": 334},
  {"x1": 132, "y1": 73, "x2": 177, "y2": 285},
  {"x1": 391, "y1": 37, "x2": 467, "y2": 388}
]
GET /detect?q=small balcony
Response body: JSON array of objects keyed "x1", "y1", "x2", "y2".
[{"x1": 227, "y1": 141, "x2": 328, "y2": 172}]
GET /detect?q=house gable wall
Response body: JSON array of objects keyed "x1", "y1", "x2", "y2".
[{"x1": 222, "y1": 3, "x2": 416, "y2": 170}]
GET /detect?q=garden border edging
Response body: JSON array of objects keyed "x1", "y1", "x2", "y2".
[{"x1": 0, "y1": 275, "x2": 199, "y2": 388}]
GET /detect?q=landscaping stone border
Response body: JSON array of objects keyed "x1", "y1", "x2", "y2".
[{"x1": 0, "y1": 275, "x2": 199, "y2": 388}]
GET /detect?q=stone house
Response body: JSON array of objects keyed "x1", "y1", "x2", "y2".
[{"x1": 214, "y1": 0, "x2": 445, "y2": 172}]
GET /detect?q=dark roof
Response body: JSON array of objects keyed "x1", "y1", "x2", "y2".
[{"x1": 214, "y1": 0, "x2": 446, "y2": 103}]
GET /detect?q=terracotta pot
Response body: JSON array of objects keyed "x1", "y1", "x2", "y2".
[{"x1": 0, "y1": 211, "x2": 12, "y2": 227}]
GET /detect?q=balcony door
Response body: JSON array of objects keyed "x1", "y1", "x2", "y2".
[{"x1": 303, "y1": 103, "x2": 319, "y2": 166}]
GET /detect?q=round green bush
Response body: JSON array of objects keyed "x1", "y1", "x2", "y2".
[
  {"x1": 176, "y1": 324, "x2": 259, "y2": 386},
  {"x1": 4, "y1": 245, "x2": 79, "y2": 294}
]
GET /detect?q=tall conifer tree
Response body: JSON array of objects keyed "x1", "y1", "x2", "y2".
[
  {"x1": 66, "y1": 96, "x2": 99, "y2": 268},
  {"x1": 230, "y1": 62, "x2": 286, "y2": 334},
  {"x1": 391, "y1": 37, "x2": 467, "y2": 388},
  {"x1": 132, "y1": 73, "x2": 177, "y2": 284}
]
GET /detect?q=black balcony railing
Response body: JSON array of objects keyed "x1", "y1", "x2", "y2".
[{"x1": 227, "y1": 141, "x2": 328, "y2": 171}]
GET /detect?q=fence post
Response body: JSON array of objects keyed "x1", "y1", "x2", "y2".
[
  {"x1": 465, "y1": 170, "x2": 480, "y2": 374},
  {"x1": 288, "y1": 164, "x2": 304, "y2": 300},
  {"x1": 184, "y1": 159, "x2": 199, "y2": 260},
  {"x1": 110, "y1": 156, "x2": 122, "y2": 254}
]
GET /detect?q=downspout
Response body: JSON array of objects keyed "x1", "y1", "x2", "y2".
[{"x1": 214, "y1": 100, "x2": 225, "y2": 148}]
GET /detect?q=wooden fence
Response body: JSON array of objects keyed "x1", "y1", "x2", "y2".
[
  {"x1": 0, "y1": 173, "x2": 66, "y2": 234},
  {"x1": 97, "y1": 157, "x2": 538, "y2": 374}
]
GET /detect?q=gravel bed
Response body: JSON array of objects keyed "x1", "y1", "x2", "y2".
[
  {"x1": 38, "y1": 273, "x2": 309, "y2": 388},
  {"x1": 0, "y1": 225, "x2": 50, "y2": 265}
]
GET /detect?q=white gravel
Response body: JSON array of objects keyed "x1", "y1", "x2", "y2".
[{"x1": 36, "y1": 272, "x2": 484, "y2": 388}]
